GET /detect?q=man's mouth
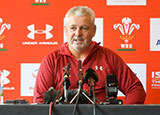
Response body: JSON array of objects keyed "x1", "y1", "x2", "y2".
[
  {"x1": 74, "y1": 39, "x2": 83, "y2": 41},
  {"x1": 73, "y1": 39, "x2": 84, "y2": 44},
  {"x1": 73, "y1": 37, "x2": 84, "y2": 42}
]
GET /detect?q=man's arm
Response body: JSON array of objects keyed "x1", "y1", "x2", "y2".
[
  {"x1": 112, "y1": 53, "x2": 146, "y2": 104},
  {"x1": 33, "y1": 55, "x2": 55, "y2": 104}
]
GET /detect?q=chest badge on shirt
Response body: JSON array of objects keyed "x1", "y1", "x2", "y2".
[{"x1": 95, "y1": 66, "x2": 103, "y2": 71}]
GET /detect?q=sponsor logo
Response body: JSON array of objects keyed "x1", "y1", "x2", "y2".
[
  {"x1": 157, "y1": 40, "x2": 160, "y2": 46},
  {"x1": 113, "y1": 17, "x2": 140, "y2": 51},
  {"x1": 150, "y1": 18, "x2": 160, "y2": 51},
  {"x1": 151, "y1": 71, "x2": 160, "y2": 89},
  {"x1": 64, "y1": 18, "x2": 104, "y2": 46},
  {"x1": 27, "y1": 24, "x2": 53, "y2": 40},
  {"x1": 22, "y1": 24, "x2": 58, "y2": 46},
  {"x1": 21, "y1": 63, "x2": 40, "y2": 96},
  {"x1": 0, "y1": 18, "x2": 11, "y2": 51},
  {"x1": 0, "y1": 70, "x2": 10, "y2": 86},
  {"x1": 107, "y1": 0, "x2": 146, "y2": 6},
  {"x1": 32, "y1": 0, "x2": 49, "y2": 5},
  {"x1": 0, "y1": 69, "x2": 15, "y2": 90},
  {"x1": 95, "y1": 66, "x2": 103, "y2": 71},
  {"x1": 28, "y1": 68, "x2": 39, "y2": 91}
]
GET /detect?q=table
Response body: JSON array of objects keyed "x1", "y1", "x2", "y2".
[{"x1": 0, "y1": 104, "x2": 160, "y2": 115}]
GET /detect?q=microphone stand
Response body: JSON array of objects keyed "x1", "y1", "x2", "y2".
[
  {"x1": 71, "y1": 60, "x2": 95, "y2": 115},
  {"x1": 88, "y1": 80, "x2": 96, "y2": 115},
  {"x1": 63, "y1": 63, "x2": 70, "y2": 103},
  {"x1": 70, "y1": 60, "x2": 94, "y2": 104}
]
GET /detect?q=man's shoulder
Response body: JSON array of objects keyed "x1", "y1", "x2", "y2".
[
  {"x1": 48, "y1": 46, "x2": 66, "y2": 57},
  {"x1": 94, "y1": 44, "x2": 123, "y2": 62},
  {"x1": 95, "y1": 44, "x2": 115, "y2": 55},
  {"x1": 43, "y1": 44, "x2": 66, "y2": 60}
]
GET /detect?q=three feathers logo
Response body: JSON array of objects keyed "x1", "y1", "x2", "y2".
[
  {"x1": 113, "y1": 17, "x2": 140, "y2": 51},
  {"x1": 0, "y1": 18, "x2": 11, "y2": 51}
]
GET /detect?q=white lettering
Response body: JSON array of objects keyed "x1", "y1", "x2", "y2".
[
  {"x1": 155, "y1": 72, "x2": 160, "y2": 78},
  {"x1": 3, "y1": 87, "x2": 15, "y2": 90},
  {"x1": 126, "y1": 44, "x2": 128, "y2": 48},
  {"x1": 0, "y1": 44, "x2": 3, "y2": 48},
  {"x1": 152, "y1": 71, "x2": 160, "y2": 79},
  {"x1": 152, "y1": 80, "x2": 160, "y2": 84},
  {"x1": 22, "y1": 42, "x2": 37, "y2": 45},
  {"x1": 22, "y1": 41, "x2": 58, "y2": 45},
  {"x1": 152, "y1": 72, "x2": 155, "y2": 78},
  {"x1": 38, "y1": 42, "x2": 58, "y2": 45},
  {"x1": 121, "y1": 44, "x2": 125, "y2": 48},
  {"x1": 35, "y1": 0, "x2": 46, "y2": 3},
  {"x1": 129, "y1": 44, "x2": 132, "y2": 48}
]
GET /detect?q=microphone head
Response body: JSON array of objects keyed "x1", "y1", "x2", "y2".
[
  {"x1": 64, "y1": 63, "x2": 71, "y2": 76},
  {"x1": 78, "y1": 60, "x2": 82, "y2": 70},
  {"x1": 66, "y1": 63, "x2": 71, "y2": 72},
  {"x1": 83, "y1": 68, "x2": 98, "y2": 84}
]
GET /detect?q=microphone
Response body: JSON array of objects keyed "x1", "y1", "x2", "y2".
[
  {"x1": 83, "y1": 68, "x2": 98, "y2": 87},
  {"x1": 63, "y1": 63, "x2": 71, "y2": 89},
  {"x1": 106, "y1": 74, "x2": 118, "y2": 99},
  {"x1": 103, "y1": 74, "x2": 123, "y2": 104},
  {"x1": 77, "y1": 60, "x2": 83, "y2": 77},
  {"x1": 77, "y1": 60, "x2": 83, "y2": 89},
  {"x1": 83, "y1": 68, "x2": 98, "y2": 103},
  {"x1": 66, "y1": 63, "x2": 71, "y2": 73},
  {"x1": 64, "y1": 63, "x2": 71, "y2": 83},
  {"x1": 43, "y1": 87, "x2": 61, "y2": 104},
  {"x1": 63, "y1": 63, "x2": 71, "y2": 102}
]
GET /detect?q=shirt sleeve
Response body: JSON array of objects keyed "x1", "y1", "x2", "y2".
[
  {"x1": 33, "y1": 55, "x2": 55, "y2": 104},
  {"x1": 112, "y1": 53, "x2": 146, "y2": 104}
]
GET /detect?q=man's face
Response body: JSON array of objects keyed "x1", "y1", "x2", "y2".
[{"x1": 64, "y1": 15, "x2": 96, "y2": 52}]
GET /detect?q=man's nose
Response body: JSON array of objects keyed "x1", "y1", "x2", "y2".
[{"x1": 75, "y1": 28, "x2": 82, "y2": 36}]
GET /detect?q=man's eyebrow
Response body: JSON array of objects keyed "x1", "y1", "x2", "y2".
[
  {"x1": 69, "y1": 24, "x2": 89, "y2": 27},
  {"x1": 67, "y1": 24, "x2": 76, "y2": 27}
]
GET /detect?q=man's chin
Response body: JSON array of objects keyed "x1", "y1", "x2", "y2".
[{"x1": 73, "y1": 46, "x2": 85, "y2": 52}]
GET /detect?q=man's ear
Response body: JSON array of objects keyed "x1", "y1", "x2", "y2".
[{"x1": 92, "y1": 24, "x2": 97, "y2": 37}]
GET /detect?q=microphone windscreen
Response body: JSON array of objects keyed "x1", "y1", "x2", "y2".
[{"x1": 83, "y1": 68, "x2": 98, "y2": 84}]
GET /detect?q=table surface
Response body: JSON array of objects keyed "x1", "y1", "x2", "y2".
[{"x1": 0, "y1": 104, "x2": 160, "y2": 115}]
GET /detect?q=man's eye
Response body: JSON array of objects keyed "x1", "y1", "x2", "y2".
[
  {"x1": 81, "y1": 26, "x2": 89, "y2": 30},
  {"x1": 70, "y1": 27, "x2": 76, "y2": 30}
]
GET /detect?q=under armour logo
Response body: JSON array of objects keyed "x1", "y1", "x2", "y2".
[
  {"x1": 27, "y1": 24, "x2": 53, "y2": 40},
  {"x1": 0, "y1": 69, "x2": 10, "y2": 85},
  {"x1": 95, "y1": 66, "x2": 103, "y2": 71}
]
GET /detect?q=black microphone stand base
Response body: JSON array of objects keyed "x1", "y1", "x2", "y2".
[{"x1": 69, "y1": 89, "x2": 95, "y2": 104}]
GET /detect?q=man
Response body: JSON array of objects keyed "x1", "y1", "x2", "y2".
[{"x1": 33, "y1": 6, "x2": 146, "y2": 104}]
